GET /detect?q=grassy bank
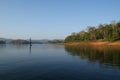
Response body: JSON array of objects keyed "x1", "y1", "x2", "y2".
[{"x1": 61, "y1": 41, "x2": 120, "y2": 46}]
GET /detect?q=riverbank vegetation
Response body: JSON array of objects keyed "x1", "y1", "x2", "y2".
[{"x1": 65, "y1": 21, "x2": 120, "y2": 42}]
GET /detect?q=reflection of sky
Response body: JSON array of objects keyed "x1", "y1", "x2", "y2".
[
  {"x1": 0, "y1": 44, "x2": 120, "y2": 80},
  {"x1": 0, "y1": 44, "x2": 65, "y2": 64}
]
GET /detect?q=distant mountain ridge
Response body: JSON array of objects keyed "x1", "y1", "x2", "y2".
[
  {"x1": 0, "y1": 38, "x2": 13, "y2": 43},
  {"x1": 0, "y1": 38, "x2": 63, "y2": 44},
  {"x1": 10, "y1": 39, "x2": 29, "y2": 44}
]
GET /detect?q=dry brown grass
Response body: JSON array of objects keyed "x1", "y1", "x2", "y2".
[{"x1": 62, "y1": 41, "x2": 120, "y2": 46}]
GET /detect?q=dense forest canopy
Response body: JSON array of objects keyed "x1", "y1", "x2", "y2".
[{"x1": 65, "y1": 21, "x2": 120, "y2": 42}]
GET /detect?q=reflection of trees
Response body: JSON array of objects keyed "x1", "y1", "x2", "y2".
[
  {"x1": 64, "y1": 45, "x2": 120, "y2": 68},
  {"x1": 0, "y1": 44, "x2": 6, "y2": 48}
]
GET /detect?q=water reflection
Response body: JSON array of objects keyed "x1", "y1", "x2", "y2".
[
  {"x1": 8, "y1": 44, "x2": 32, "y2": 55},
  {"x1": 64, "y1": 45, "x2": 120, "y2": 69},
  {"x1": 0, "y1": 44, "x2": 6, "y2": 48},
  {"x1": 29, "y1": 46, "x2": 32, "y2": 55}
]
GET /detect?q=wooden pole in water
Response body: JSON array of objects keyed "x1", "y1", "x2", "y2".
[{"x1": 30, "y1": 38, "x2": 32, "y2": 46}]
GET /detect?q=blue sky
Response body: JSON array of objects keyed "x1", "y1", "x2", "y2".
[{"x1": 0, "y1": 0, "x2": 120, "y2": 39}]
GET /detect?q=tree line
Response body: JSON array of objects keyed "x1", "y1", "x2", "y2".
[{"x1": 65, "y1": 21, "x2": 120, "y2": 42}]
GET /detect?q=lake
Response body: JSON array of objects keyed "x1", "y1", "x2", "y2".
[{"x1": 0, "y1": 44, "x2": 120, "y2": 80}]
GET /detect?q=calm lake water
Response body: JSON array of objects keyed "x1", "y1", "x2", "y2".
[{"x1": 0, "y1": 44, "x2": 120, "y2": 80}]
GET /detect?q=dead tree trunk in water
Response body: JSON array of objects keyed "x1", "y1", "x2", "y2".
[{"x1": 30, "y1": 38, "x2": 32, "y2": 46}]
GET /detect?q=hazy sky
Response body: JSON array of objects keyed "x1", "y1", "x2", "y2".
[{"x1": 0, "y1": 0, "x2": 120, "y2": 39}]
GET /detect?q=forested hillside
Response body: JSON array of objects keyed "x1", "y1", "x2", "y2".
[{"x1": 65, "y1": 21, "x2": 120, "y2": 42}]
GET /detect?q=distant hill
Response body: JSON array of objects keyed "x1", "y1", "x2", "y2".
[
  {"x1": 0, "y1": 38, "x2": 13, "y2": 44},
  {"x1": 30, "y1": 39, "x2": 63, "y2": 44},
  {"x1": 0, "y1": 38, "x2": 63, "y2": 44},
  {"x1": 10, "y1": 39, "x2": 29, "y2": 44},
  {"x1": 31, "y1": 40, "x2": 43, "y2": 44},
  {"x1": 0, "y1": 38, "x2": 5, "y2": 40},
  {"x1": 48, "y1": 39, "x2": 64, "y2": 43}
]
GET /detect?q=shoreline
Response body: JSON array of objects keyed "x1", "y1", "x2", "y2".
[{"x1": 60, "y1": 41, "x2": 120, "y2": 46}]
